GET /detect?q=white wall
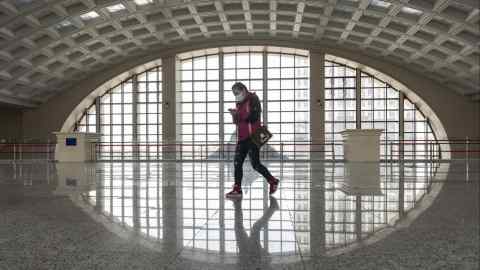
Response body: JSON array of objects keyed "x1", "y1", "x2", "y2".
[{"x1": 0, "y1": 105, "x2": 23, "y2": 142}]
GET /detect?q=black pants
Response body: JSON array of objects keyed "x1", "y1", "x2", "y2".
[{"x1": 234, "y1": 138, "x2": 273, "y2": 186}]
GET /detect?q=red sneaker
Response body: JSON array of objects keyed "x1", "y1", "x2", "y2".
[
  {"x1": 268, "y1": 178, "x2": 279, "y2": 195},
  {"x1": 226, "y1": 184, "x2": 243, "y2": 199}
]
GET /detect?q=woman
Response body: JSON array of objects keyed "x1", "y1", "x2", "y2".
[{"x1": 226, "y1": 82, "x2": 279, "y2": 198}]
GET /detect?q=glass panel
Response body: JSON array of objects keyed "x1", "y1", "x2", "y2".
[
  {"x1": 267, "y1": 53, "x2": 310, "y2": 160},
  {"x1": 223, "y1": 51, "x2": 265, "y2": 145},
  {"x1": 179, "y1": 53, "x2": 220, "y2": 159},
  {"x1": 75, "y1": 67, "x2": 163, "y2": 159},
  {"x1": 75, "y1": 48, "x2": 440, "y2": 163},
  {"x1": 324, "y1": 61, "x2": 356, "y2": 159},
  {"x1": 360, "y1": 71, "x2": 399, "y2": 159}
]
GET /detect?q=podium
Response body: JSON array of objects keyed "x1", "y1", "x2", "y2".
[
  {"x1": 340, "y1": 129, "x2": 383, "y2": 162},
  {"x1": 53, "y1": 132, "x2": 101, "y2": 162},
  {"x1": 340, "y1": 129, "x2": 383, "y2": 196}
]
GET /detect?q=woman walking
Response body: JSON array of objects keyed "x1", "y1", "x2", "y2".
[{"x1": 226, "y1": 82, "x2": 279, "y2": 198}]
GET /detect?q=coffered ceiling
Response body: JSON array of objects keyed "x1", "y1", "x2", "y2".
[{"x1": 0, "y1": 0, "x2": 478, "y2": 107}]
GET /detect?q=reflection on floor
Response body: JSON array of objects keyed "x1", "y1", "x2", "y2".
[{"x1": 0, "y1": 160, "x2": 478, "y2": 270}]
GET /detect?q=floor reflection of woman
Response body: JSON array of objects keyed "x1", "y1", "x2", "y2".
[{"x1": 232, "y1": 196, "x2": 279, "y2": 270}]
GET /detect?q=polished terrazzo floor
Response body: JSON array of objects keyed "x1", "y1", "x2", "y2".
[{"x1": 0, "y1": 160, "x2": 478, "y2": 270}]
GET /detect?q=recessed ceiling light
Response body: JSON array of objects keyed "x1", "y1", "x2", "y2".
[
  {"x1": 370, "y1": 0, "x2": 391, "y2": 8},
  {"x1": 401, "y1": 6, "x2": 423, "y2": 15},
  {"x1": 134, "y1": 0, "x2": 154, "y2": 6},
  {"x1": 56, "y1": 20, "x2": 72, "y2": 28},
  {"x1": 106, "y1": 4, "x2": 125, "y2": 12},
  {"x1": 80, "y1": 11, "x2": 99, "y2": 20}
]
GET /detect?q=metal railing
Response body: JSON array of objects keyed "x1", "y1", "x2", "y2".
[
  {"x1": 1, "y1": 138, "x2": 478, "y2": 164},
  {"x1": 384, "y1": 139, "x2": 480, "y2": 182},
  {"x1": 0, "y1": 142, "x2": 56, "y2": 161},
  {"x1": 92, "y1": 141, "x2": 339, "y2": 162},
  {"x1": 91, "y1": 139, "x2": 478, "y2": 161}
]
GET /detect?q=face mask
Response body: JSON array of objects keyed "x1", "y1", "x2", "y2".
[{"x1": 235, "y1": 91, "x2": 246, "y2": 102}]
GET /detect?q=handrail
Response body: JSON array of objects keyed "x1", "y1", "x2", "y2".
[
  {"x1": 0, "y1": 142, "x2": 55, "y2": 161},
  {"x1": 1, "y1": 139, "x2": 478, "y2": 166}
]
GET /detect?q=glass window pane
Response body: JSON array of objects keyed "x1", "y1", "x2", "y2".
[{"x1": 268, "y1": 54, "x2": 280, "y2": 67}]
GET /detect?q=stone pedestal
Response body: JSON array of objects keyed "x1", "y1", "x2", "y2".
[
  {"x1": 340, "y1": 129, "x2": 383, "y2": 162},
  {"x1": 340, "y1": 129, "x2": 383, "y2": 196},
  {"x1": 53, "y1": 132, "x2": 100, "y2": 162}
]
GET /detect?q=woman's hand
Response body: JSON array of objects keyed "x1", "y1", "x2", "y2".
[{"x1": 229, "y1": 108, "x2": 238, "y2": 123}]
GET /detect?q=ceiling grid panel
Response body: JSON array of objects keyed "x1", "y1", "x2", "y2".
[{"x1": 0, "y1": 0, "x2": 477, "y2": 106}]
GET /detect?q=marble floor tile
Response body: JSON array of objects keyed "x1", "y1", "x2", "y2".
[{"x1": 0, "y1": 160, "x2": 478, "y2": 270}]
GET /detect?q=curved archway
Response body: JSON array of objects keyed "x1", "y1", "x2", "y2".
[
  {"x1": 59, "y1": 58, "x2": 163, "y2": 135},
  {"x1": 65, "y1": 45, "x2": 448, "y2": 160},
  {"x1": 325, "y1": 54, "x2": 449, "y2": 159},
  {"x1": 59, "y1": 45, "x2": 452, "y2": 264}
]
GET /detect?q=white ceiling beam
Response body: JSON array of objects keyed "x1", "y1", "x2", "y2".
[
  {"x1": 242, "y1": 0, "x2": 253, "y2": 36},
  {"x1": 292, "y1": 2, "x2": 305, "y2": 38}
]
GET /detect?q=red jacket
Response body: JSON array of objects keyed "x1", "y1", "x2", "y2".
[{"x1": 234, "y1": 92, "x2": 261, "y2": 141}]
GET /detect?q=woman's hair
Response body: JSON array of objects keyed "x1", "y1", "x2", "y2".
[{"x1": 232, "y1": 82, "x2": 247, "y2": 92}]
